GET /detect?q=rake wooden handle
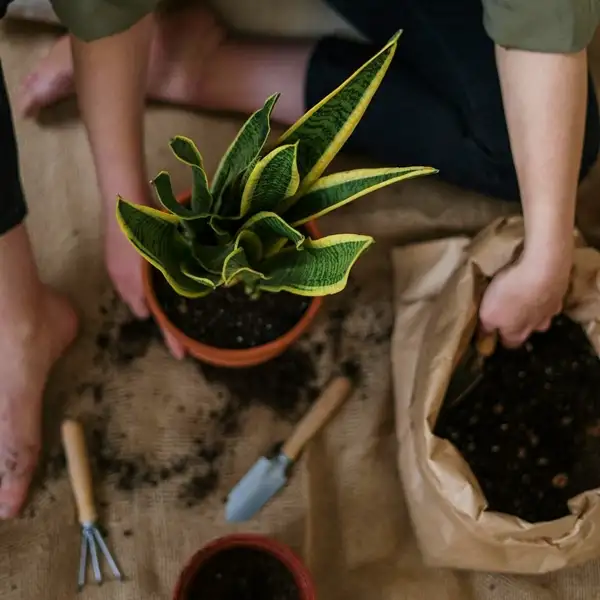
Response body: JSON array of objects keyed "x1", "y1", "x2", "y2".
[
  {"x1": 61, "y1": 419, "x2": 98, "y2": 525},
  {"x1": 282, "y1": 376, "x2": 353, "y2": 461}
]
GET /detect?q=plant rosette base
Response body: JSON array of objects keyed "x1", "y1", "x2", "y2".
[
  {"x1": 172, "y1": 534, "x2": 315, "y2": 600},
  {"x1": 143, "y1": 211, "x2": 323, "y2": 368}
]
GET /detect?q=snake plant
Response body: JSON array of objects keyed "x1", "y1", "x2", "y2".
[{"x1": 116, "y1": 31, "x2": 436, "y2": 298}]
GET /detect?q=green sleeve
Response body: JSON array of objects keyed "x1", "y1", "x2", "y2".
[
  {"x1": 482, "y1": 0, "x2": 600, "y2": 53},
  {"x1": 50, "y1": 0, "x2": 159, "y2": 42}
]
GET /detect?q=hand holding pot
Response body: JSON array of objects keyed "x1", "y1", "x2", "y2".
[
  {"x1": 105, "y1": 212, "x2": 186, "y2": 360},
  {"x1": 479, "y1": 251, "x2": 570, "y2": 348}
]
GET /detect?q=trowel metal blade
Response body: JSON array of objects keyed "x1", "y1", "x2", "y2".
[{"x1": 225, "y1": 454, "x2": 292, "y2": 522}]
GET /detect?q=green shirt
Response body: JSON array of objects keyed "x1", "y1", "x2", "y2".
[
  {"x1": 50, "y1": 0, "x2": 160, "y2": 42},
  {"x1": 52, "y1": 0, "x2": 599, "y2": 53},
  {"x1": 482, "y1": 0, "x2": 599, "y2": 53}
]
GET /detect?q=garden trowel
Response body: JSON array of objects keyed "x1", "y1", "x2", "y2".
[
  {"x1": 445, "y1": 328, "x2": 498, "y2": 407},
  {"x1": 225, "y1": 374, "x2": 354, "y2": 522}
]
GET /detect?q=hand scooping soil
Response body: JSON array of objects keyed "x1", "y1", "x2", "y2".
[{"x1": 435, "y1": 315, "x2": 600, "y2": 523}]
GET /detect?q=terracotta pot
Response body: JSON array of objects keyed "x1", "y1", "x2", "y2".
[
  {"x1": 173, "y1": 534, "x2": 316, "y2": 600},
  {"x1": 143, "y1": 193, "x2": 323, "y2": 368}
]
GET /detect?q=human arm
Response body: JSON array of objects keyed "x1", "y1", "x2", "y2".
[
  {"x1": 71, "y1": 16, "x2": 153, "y2": 319},
  {"x1": 479, "y1": 47, "x2": 588, "y2": 346},
  {"x1": 51, "y1": 0, "x2": 184, "y2": 357},
  {"x1": 478, "y1": 0, "x2": 596, "y2": 346},
  {"x1": 72, "y1": 16, "x2": 151, "y2": 222}
]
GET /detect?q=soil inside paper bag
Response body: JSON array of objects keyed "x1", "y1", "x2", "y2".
[{"x1": 435, "y1": 315, "x2": 600, "y2": 523}]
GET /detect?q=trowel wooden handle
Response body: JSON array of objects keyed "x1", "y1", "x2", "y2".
[
  {"x1": 61, "y1": 419, "x2": 98, "y2": 525},
  {"x1": 282, "y1": 376, "x2": 353, "y2": 461},
  {"x1": 476, "y1": 329, "x2": 498, "y2": 358}
]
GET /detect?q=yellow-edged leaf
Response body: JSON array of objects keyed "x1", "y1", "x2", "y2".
[
  {"x1": 193, "y1": 230, "x2": 263, "y2": 275},
  {"x1": 236, "y1": 229, "x2": 263, "y2": 265},
  {"x1": 180, "y1": 260, "x2": 222, "y2": 288},
  {"x1": 277, "y1": 31, "x2": 401, "y2": 193},
  {"x1": 192, "y1": 243, "x2": 235, "y2": 275},
  {"x1": 115, "y1": 197, "x2": 213, "y2": 298},
  {"x1": 258, "y1": 234, "x2": 373, "y2": 296},
  {"x1": 211, "y1": 93, "x2": 280, "y2": 203},
  {"x1": 169, "y1": 136, "x2": 213, "y2": 214},
  {"x1": 284, "y1": 166, "x2": 437, "y2": 225},
  {"x1": 222, "y1": 243, "x2": 266, "y2": 286},
  {"x1": 240, "y1": 143, "x2": 300, "y2": 216},
  {"x1": 241, "y1": 211, "x2": 305, "y2": 248}
]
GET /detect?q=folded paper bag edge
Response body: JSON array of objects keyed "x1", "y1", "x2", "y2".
[{"x1": 393, "y1": 215, "x2": 600, "y2": 573}]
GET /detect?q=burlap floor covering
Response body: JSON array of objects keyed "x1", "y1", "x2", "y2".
[{"x1": 3, "y1": 4, "x2": 600, "y2": 598}]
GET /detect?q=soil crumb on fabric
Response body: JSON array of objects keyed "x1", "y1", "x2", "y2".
[
  {"x1": 33, "y1": 290, "x2": 359, "y2": 509},
  {"x1": 199, "y1": 346, "x2": 319, "y2": 434},
  {"x1": 340, "y1": 358, "x2": 362, "y2": 382},
  {"x1": 153, "y1": 268, "x2": 310, "y2": 350},
  {"x1": 185, "y1": 547, "x2": 300, "y2": 600},
  {"x1": 86, "y1": 415, "x2": 225, "y2": 505},
  {"x1": 92, "y1": 293, "x2": 161, "y2": 369},
  {"x1": 436, "y1": 315, "x2": 600, "y2": 523},
  {"x1": 111, "y1": 318, "x2": 160, "y2": 366}
]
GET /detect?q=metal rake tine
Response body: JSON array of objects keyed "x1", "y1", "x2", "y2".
[
  {"x1": 86, "y1": 529, "x2": 103, "y2": 584},
  {"x1": 78, "y1": 533, "x2": 88, "y2": 591},
  {"x1": 93, "y1": 527, "x2": 123, "y2": 580}
]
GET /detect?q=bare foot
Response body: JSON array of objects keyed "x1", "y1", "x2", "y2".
[
  {"x1": 18, "y1": 4, "x2": 226, "y2": 117},
  {"x1": 0, "y1": 289, "x2": 78, "y2": 517}
]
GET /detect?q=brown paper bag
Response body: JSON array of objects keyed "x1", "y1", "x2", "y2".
[{"x1": 392, "y1": 216, "x2": 600, "y2": 574}]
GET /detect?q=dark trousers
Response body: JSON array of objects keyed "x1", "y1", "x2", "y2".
[
  {"x1": 0, "y1": 61, "x2": 27, "y2": 236},
  {"x1": 306, "y1": 0, "x2": 600, "y2": 202},
  {"x1": 0, "y1": 0, "x2": 27, "y2": 236}
]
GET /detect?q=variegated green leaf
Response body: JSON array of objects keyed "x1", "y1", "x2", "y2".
[
  {"x1": 193, "y1": 230, "x2": 263, "y2": 276},
  {"x1": 115, "y1": 197, "x2": 213, "y2": 298},
  {"x1": 240, "y1": 143, "x2": 300, "y2": 216},
  {"x1": 169, "y1": 136, "x2": 213, "y2": 214},
  {"x1": 222, "y1": 237, "x2": 266, "y2": 286},
  {"x1": 258, "y1": 234, "x2": 373, "y2": 296},
  {"x1": 192, "y1": 243, "x2": 235, "y2": 275},
  {"x1": 211, "y1": 93, "x2": 280, "y2": 204},
  {"x1": 276, "y1": 31, "x2": 401, "y2": 193},
  {"x1": 241, "y1": 211, "x2": 305, "y2": 249},
  {"x1": 209, "y1": 215, "x2": 234, "y2": 243},
  {"x1": 284, "y1": 166, "x2": 437, "y2": 225},
  {"x1": 180, "y1": 259, "x2": 222, "y2": 288},
  {"x1": 236, "y1": 229, "x2": 263, "y2": 265}
]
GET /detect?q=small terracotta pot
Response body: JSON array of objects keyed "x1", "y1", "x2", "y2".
[
  {"x1": 142, "y1": 193, "x2": 323, "y2": 368},
  {"x1": 173, "y1": 534, "x2": 316, "y2": 600}
]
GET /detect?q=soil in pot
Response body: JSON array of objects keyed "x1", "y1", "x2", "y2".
[
  {"x1": 435, "y1": 315, "x2": 600, "y2": 523},
  {"x1": 152, "y1": 268, "x2": 310, "y2": 350},
  {"x1": 184, "y1": 547, "x2": 300, "y2": 600}
]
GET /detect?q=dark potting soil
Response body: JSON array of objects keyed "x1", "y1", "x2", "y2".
[
  {"x1": 435, "y1": 315, "x2": 600, "y2": 523},
  {"x1": 185, "y1": 548, "x2": 300, "y2": 600},
  {"x1": 152, "y1": 268, "x2": 310, "y2": 350}
]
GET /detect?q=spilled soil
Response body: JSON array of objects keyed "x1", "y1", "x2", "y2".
[
  {"x1": 32, "y1": 278, "x2": 381, "y2": 518},
  {"x1": 36, "y1": 291, "x2": 335, "y2": 511},
  {"x1": 436, "y1": 315, "x2": 600, "y2": 523}
]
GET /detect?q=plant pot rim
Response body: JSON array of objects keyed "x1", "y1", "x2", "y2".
[
  {"x1": 172, "y1": 533, "x2": 316, "y2": 600},
  {"x1": 143, "y1": 192, "x2": 323, "y2": 368}
]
